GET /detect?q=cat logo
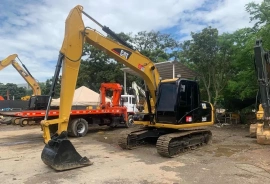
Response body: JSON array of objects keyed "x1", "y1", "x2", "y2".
[
  {"x1": 19, "y1": 70, "x2": 28, "y2": 77},
  {"x1": 112, "y1": 48, "x2": 132, "y2": 60}
]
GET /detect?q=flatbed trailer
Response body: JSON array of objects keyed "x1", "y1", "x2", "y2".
[{"x1": 0, "y1": 107, "x2": 134, "y2": 137}]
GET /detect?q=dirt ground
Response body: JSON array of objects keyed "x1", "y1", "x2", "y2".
[{"x1": 0, "y1": 123, "x2": 270, "y2": 184}]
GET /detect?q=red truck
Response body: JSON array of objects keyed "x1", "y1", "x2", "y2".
[{"x1": 0, "y1": 83, "x2": 138, "y2": 137}]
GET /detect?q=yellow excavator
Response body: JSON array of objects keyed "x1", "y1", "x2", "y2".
[
  {"x1": 0, "y1": 54, "x2": 41, "y2": 98},
  {"x1": 40, "y1": 5, "x2": 214, "y2": 171},
  {"x1": 249, "y1": 39, "x2": 270, "y2": 144}
]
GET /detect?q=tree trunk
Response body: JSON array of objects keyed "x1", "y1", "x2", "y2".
[
  {"x1": 206, "y1": 87, "x2": 212, "y2": 104},
  {"x1": 214, "y1": 89, "x2": 219, "y2": 107}
]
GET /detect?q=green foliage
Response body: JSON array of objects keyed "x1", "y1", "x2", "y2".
[
  {"x1": 246, "y1": 0, "x2": 270, "y2": 29},
  {"x1": 222, "y1": 0, "x2": 270, "y2": 110},
  {"x1": 0, "y1": 83, "x2": 27, "y2": 100},
  {"x1": 41, "y1": 76, "x2": 61, "y2": 98},
  {"x1": 132, "y1": 31, "x2": 180, "y2": 62},
  {"x1": 180, "y1": 27, "x2": 233, "y2": 105},
  {"x1": 223, "y1": 28, "x2": 257, "y2": 101}
]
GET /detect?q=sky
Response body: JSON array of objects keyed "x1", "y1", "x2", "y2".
[{"x1": 0, "y1": 0, "x2": 263, "y2": 84}]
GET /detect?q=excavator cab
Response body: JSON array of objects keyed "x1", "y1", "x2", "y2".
[
  {"x1": 28, "y1": 95, "x2": 50, "y2": 110},
  {"x1": 156, "y1": 78, "x2": 212, "y2": 124}
]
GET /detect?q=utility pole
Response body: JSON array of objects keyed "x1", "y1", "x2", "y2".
[{"x1": 6, "y1": 89, "x2": 10, "y2": 100}]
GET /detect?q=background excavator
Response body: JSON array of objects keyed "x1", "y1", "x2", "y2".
[
  {"x1": 249, "y1": 39, "x2": 270, "y2": 144},
  {"x1": 0, "y1": 54, "x2": 41, "y2": 100},
  {"x1": 40, "y1": 5, "x2": 214, "y2": 171},
  {"x1": 130, "y1": 81, "x2": 146, "y2": 112},
  {"x1": 0, "y1": 54, "x2": 50, "y2": 110}
]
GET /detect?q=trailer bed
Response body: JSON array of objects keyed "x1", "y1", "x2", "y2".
[{"x1": 0, "y1": 108, "x2": 127, "y2": 118}]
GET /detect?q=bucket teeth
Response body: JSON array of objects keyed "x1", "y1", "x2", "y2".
[{"x1": 41, "y1": 131, "x2": 93, "y2": 171}]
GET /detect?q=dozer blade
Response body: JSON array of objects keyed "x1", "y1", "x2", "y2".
[{"x1": 41, "y1": 131, "x2": 93, "y2": 171}]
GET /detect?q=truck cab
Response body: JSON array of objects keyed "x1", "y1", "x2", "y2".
[{"x1": 121, "y1": 95, "x2": 139, "y2": 114}]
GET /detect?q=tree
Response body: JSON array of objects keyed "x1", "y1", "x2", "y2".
[
  {"x1": 0, "y1": 83, "x2": 27, "y2": 100},
  {"x1": 180, "y1": 27, "x2": 233, "y2": 105},
  {"x1": 212, "y1": 33, "x2": 234, "y2": 105},
  {"x1": 39, "y1": 82, "x2": 46, "y2": 95},
  {"x1": 224, "y1": 28, "x2": 257, "y2": 100},
  {"x1": 246, "y1": 0, "x2": 270, "y2": 29},
  {"x1": 132, "y1": 31, "x2": 180, "y2": 62},
  {"x1": 42, "y1": 76, "x2": 61, "y2": 98},
  {"x1": 78, "y1": 44, "x2": 140, "y2": 92}
]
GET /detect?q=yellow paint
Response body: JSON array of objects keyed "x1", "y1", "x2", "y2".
[
  {"x1": 256, "y1": 104, "x2": 264, "y2": 120},
  {"x1": 161, "y1": 78, "x2": 178, "y2": 83},
  {"x1": 134, "y1": 121, "x2": 213, "y2": 128},
  {"x1": 0, "y1": 54, "x2": 41, "y2": 96}
]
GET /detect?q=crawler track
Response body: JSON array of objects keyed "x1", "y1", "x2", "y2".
[
  {"x1": 118, "y1": 128, "x2": 212, "y2": 157},
  {"x1": 118, "y1": 128, "x2": 149, "y2": 149},
  {"x1": 156, "y1": 130, "x2": 212, "y2": 157}
]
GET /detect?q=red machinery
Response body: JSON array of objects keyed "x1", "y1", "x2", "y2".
[
  {"x1": 0, "y1": 83, "x2": 135, "y2": 136},
  {"x1": 100, "y1": 83, "x2": 122, "y2": 108}
]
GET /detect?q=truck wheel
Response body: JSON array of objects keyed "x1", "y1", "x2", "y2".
[
  {"x1": 68, "y1": 118, "x2": 89, "y2": 137},
  {"x1": 11, "y1": 117, "x2": 21, "y2": 125},
  {"x1": 19, "y1": 118, "x2": 28, "y2": 127},
  {"x1": 125, "y1": 115, "x2": 134, "y2": 128}
]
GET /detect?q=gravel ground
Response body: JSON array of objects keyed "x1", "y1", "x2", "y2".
[{"x1": 0, "y1": 123, "x2": 270, "y2": 184}]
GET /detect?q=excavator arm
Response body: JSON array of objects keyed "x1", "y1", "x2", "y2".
[
  {"x1": 132, "y1": 81, "x2": 146, "y2": 98},
  {"x1": 254, "y1": 40, "x2": 270, "y2": 118},
  {"x1": 0, "y1": 54, "x2": 41, "y2": 96},
  {"x1": 250, "y1": 39, "x2": 270, "y2": 144}
]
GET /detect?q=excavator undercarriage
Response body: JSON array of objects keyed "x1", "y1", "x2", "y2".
[{"x1": 118, "y1": 127, "x2": 212, "y2": 157}]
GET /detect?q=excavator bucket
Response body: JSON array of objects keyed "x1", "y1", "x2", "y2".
[
  {"x1": 256, "y1": 123, "x2": 270, "y2": 145},
  {"x1": 41, "y1": 132, "x2": 93, "y2": 171}
]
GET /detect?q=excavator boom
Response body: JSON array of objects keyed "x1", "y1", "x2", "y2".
[
  {"x1": 41, "y1": 6, "x2": 92, "y2": 171},
  {"x1": 0, "y1": 54, "x2": 41, "y2": 96}
]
